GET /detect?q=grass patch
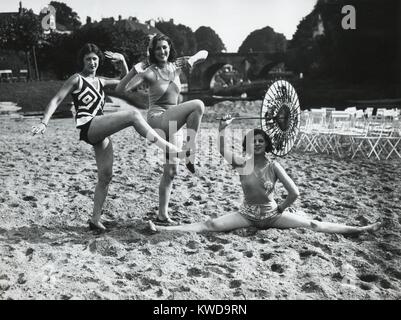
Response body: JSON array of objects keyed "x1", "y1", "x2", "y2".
[{"x1": 0, "y1": 80, "x2": 72, "y2": 116}]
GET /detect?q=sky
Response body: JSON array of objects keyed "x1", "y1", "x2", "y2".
[{"x1": 2, "y1": 0, "x2": 317, "y2": 52}]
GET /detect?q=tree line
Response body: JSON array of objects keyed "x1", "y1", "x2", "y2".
[
  {"x1": 287, "y1": 0, "x2": 400, "y2": 85},
  {"x1": 1, "y1": 0, "x2": 398, "y2": 88},
  {"x1": 0, "y1": 2, "x2": 228, "y2": 79}
]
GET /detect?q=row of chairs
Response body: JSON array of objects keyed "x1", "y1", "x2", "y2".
[
  {"x1": 0, "y1": 69, "x2": 28, "y2": 82},
  {"x1": 295, "y1": 107, "x2": 401, "y2": 160}
]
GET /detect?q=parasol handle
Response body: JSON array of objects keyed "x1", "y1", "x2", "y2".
[{"x1": 215, "y1": 116, "x2": 276, "y2": 121}]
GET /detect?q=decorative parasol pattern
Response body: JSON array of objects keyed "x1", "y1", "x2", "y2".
[{"x1": 260, "y1": 80, "x2": 301, "y2": 156}]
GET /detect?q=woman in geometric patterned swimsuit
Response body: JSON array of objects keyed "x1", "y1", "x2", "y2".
[
  {"x1": 149, "y1": 117, "x2": 381, "y2": 234},
  {"x1": 31, "y1": 43, "x2": 185, "y2": 232}
]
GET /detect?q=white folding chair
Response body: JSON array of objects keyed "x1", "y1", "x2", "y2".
[
  {"x1": 351, "y1": 116, "x2": 385, "y2": 160},
  {"x1": 379, "y1": 119, "x2": 401, "y2": 159},
  {"x1": 304, "y1": 108, "x2": 328, "y2": 153}
]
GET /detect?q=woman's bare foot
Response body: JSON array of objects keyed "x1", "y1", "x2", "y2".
[
  {"x1": 149, "y1": 220, "x2": 159, "y2": 233},
  {"x1": 365, "y1": 220, "x2": 382, "y2": 233},
  {"x1": 88, "y1": 218, "x2": 106, "y2": 232},
  {"x1": 154, "y1": 216, "x2": 176, "y2": 226}
]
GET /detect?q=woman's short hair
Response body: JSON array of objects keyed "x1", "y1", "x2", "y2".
[
  {"x1": 148, "y1": 34, "x2": 177, "y2": 64},
  {"x1": 77, "y1": 43, "x2": 104, "y2": 70},
  {"x1": 242, "y1": 128, "x2": 273, "y2": 153}
]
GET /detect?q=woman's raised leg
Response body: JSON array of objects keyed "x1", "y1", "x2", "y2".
[
  {"x1": 87, "y1": 109, "x2": 183, "y2": 156},
  {"x1": 158, "y1": 99, "x2": 205, "y2": 171}
]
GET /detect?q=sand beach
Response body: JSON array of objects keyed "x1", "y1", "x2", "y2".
[{"x1": 0, "y1": 100, "x2": 400, "y2": 300}]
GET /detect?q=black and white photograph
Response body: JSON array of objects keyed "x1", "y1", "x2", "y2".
[{"x1": 0, "y1": 0, "x2": 400, "y2": 303}]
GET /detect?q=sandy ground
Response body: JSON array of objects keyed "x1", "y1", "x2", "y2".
[{"x1": 0, "y1": 99, "x2": 400, "y2": 300}]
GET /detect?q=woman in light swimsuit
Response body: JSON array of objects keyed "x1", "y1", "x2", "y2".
[
  {"x1": 31, "y1": 43, "x2": 185, "y2": 232},
  {"x1": 116, "y1": 34, "x2": 208, "y2": 225},
  {"x1": 149, "y1": 117, "x2": 381, "y2": 234}
]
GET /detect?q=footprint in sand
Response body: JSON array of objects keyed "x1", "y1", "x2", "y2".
[
  {"x1": 379, "y1": 278, "x2": 392, "y2": 289},
  {"x1": 270, "y1": 263, "x2": 284, "y2": 274},
  {"x1": 301, "y1": 281, "x2": 325, "y2": 295},
  {"x1": 243, "y1": 250, "x2": 253, "y2": 258},
  {"x1": 229, "y1": 280, "x2": 242, "y2": 289},
  {"x1": 187, "y1": 267, "x2": 210, "y2": 278},
  {"x1": 88, "y1": 237, "x2": 126, "y2": 257},
  {"x1": 207, "y1": 244, "x2": 224, "y2": 253},
  {"x1": 358, "y1": 273, "x2": 379, "y2": 283},
  {"x1": 186, "y1": 240, "x2": 200, "y2": 250},
  {"x1": 22, "y1": 195, "x2": 37, "y2": 202},
  {"x1": 260, "y1": 252, "x2": 273, "y2": 261}
]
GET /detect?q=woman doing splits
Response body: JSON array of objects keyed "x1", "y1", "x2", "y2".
[{"x1": 149, "y1": 117, "x2": 381, "y2": 234}]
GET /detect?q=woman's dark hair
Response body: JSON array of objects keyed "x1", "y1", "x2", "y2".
[
  {"x1": 242, "y1": 128, "x2": 273, "y2": 153},
  {"x1": 148, "y1": 34, "x2": 177, "y2": 64},
  {"x1": 77, "y1": 43, "x2": 104, "y2": 70}
]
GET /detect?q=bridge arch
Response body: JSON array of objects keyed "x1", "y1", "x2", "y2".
[{"x1": 188, "y1": 52, "x2": 286, "y2": 91}]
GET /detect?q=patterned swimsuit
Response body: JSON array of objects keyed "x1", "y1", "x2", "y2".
[
  {"x1": 239, "y1": 161, "x2": 282, "y2": 229},
  {"x1": 71, "y1": 74, "x2": 105, "y2": 145}
]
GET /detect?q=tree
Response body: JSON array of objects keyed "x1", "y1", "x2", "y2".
[
  {"x1": 0, "y1": 8, "x2": 42, "y2": 79},
  {"x1": 0, "y1": 9, "x2": 41, "y2": 51},
  {"x1": 194, "y1": 26, "x2": 225, "y2": 53},
  {"x1": 155, "y1": 20, "x2": 197, "y2": 55},
  {"x1": 38, "y1": 19, "x2": 149, "y2": 79},
  {"x1": 288, "y1": 0, "x2": 400, "y2": 83},
  {"x1": 49, "y1": 1, "x2": 81, "y2": 30},
  {"x1": 238, "y1": 26, "x2": 287, "y2": 54}
]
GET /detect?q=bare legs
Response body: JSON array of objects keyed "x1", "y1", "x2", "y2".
[
  {"x1": 89, "y1": 138, "x2": 113, "y2": 231},
  {"x1": 86, "y1": 109, "x2": 185, "y2": 231},
  {"x1": 158, "y1": 99, "x2": 205, "y2": 152},
  {"x1": 149, "y1": 99, "x2": 205, "y2": 221},
  {"x1": 270, "y1": 211, "x2": 381, "y2": 234},
  {"x1": 149, "y1": 210, "x2": 381, "y2": 235},
  {"x1": 88, "y1": 109, "x2": 184, "y2": 156},
  {"x1": 158, "y1": 164, "x2": 178, "y2": 222},
  {"x1": 149, "y1": 213, "x2": 252, "y2": 233}
]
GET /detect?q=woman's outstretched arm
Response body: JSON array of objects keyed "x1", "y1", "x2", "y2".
[
  {"x1": 31, "y1": 75, "x2": 78, "y2": 135},
  {"x1": 174, "y1": 50, "x2": 208, "y2": 72},
  {"x1": 115, "y1": 62, "x2": 150, "y2": 93}
]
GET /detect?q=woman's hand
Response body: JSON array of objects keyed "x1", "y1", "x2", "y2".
[
  {"x1": 105, "y1": 51, "x2": 125, "y2": 64},
  {"x1": 175, "y1": 56, "x2": 191, "y2": 70},
  {"x1": 31, "y1": 122, "x2": 47, "y2": 136},
  {"x1": 219, "y1": 114, "x2": 234, "y2": 131}
]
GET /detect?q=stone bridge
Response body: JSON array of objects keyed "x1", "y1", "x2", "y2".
[{"x1": 187, "y1": 51, "x2": 286, "y2": 91}]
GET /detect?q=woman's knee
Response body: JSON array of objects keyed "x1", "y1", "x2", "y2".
[
  {"x1": 205, "y1": 218, "x2": 218, "y2": 231},
  {"x1": 193, "y1": 99, "x2": 205, "y2": 114},
  {"x1": 128, "y1": 109, "x2": 142, "y2": 124}
]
